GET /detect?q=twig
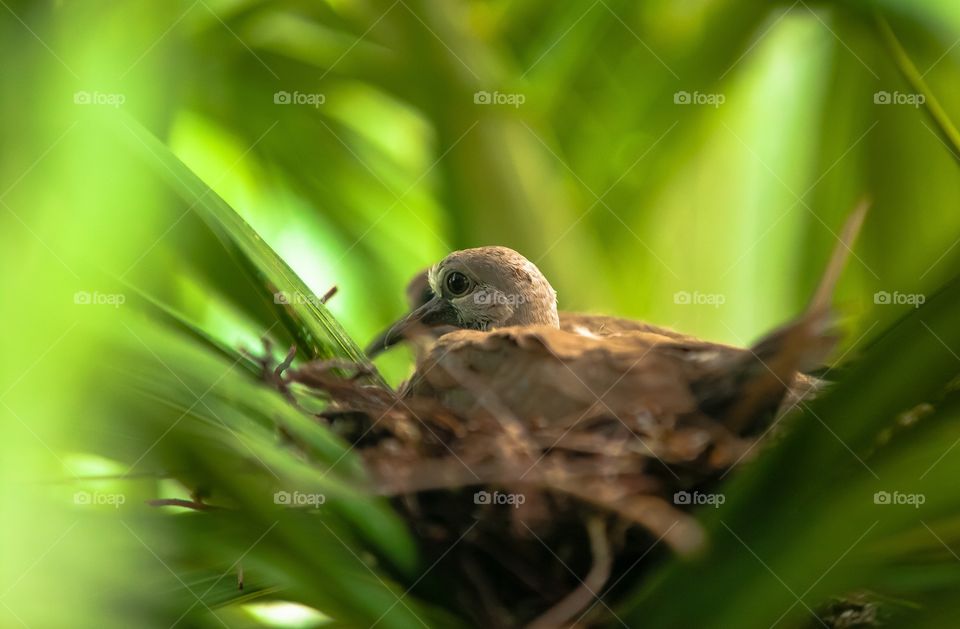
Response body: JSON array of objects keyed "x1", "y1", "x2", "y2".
[
  {"x1": 320, "y1": 285, "x2": 338, "y2": 304},
  {"x1": 526, "y1": 517, "x2": 612, "y2": 629}
]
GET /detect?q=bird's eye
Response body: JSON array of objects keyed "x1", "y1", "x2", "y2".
[{"x1": 445, "y1": 271, "x2": 471, "y2": 296}]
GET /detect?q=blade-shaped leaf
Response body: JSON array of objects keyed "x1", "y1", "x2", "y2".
[{"x1": 111, "y1": 111, "x2": 383, "y2": 384}]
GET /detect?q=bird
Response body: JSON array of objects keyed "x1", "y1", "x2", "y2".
[
  {"x1": 330, "y1": 209, "x2": 863, "y2": 628},
  {"x1": 362, "y1": 238, "x2": 858, "y2": 436},
  {"x1": 361, "y1": 200, "x2": 868, "y2": 439},
  {"x1": 365, "y1": 249, "x2": 694, "y2": 358}
]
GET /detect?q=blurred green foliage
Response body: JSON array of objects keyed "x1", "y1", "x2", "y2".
[{"x1": 2, "y1": 0, "x2": 960, "y2": 627}]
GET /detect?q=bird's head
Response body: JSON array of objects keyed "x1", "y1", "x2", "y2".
[{"x1": 366, "y1": 246, "x2": 559, "y2": 356}]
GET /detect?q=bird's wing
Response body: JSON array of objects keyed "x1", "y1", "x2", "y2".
[
  {"x1": 559, "y1": 312, "x2": 696, "y2": 341},
  {"x1": 408, "y1": 326, "x2": 707, "y2": 425},
  {"x1": 406, "y1": 318, "x2": 832, "y2": 438}
]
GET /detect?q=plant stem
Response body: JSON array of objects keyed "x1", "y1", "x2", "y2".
[{"x1": 875, "y1": 13, "x2": 960, "y2": 163}]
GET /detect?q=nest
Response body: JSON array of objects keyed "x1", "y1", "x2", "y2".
[{"x1": 262, "y1": 344, "x2": 797, "y2": 629}]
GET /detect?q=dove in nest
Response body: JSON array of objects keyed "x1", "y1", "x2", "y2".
[
  {"x1": 362, "y1": 214, "x2": 868, "y2": 435},
  {"x1": 337, "y1": 206, "x2": 866, "y2": 626},
  {"x1": 367, "y1": 254, "x2": 694, "y2": 356}
]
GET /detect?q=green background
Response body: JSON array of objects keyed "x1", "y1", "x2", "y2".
[{"x1": 2, "y1": 0, "x2": 960, "y2": 627}]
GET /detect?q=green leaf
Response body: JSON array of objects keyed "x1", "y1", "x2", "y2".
[
  {"x1": 617, "y1": 275, "x2": 960, "y2": 628},
  {"x1": 111, "y1": 111, "x2": 383, "y2": 383}
]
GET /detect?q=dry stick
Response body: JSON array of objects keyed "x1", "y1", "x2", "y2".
[
  {"x1": 241, "y1": 338, "x2": 298, "y2": 403},
  {"x1": 275, "y1": 344, "x2": 297, "y2": 379},
  {"x1": 365, "y1": 451, "x2": 700, "y2": 554},
  {"x1": 526, "y1": 517, "x2": 613, "y2": 629},
  {"x1": 809, "y1": 198, "x2": 869, "y2": 315},
  {"x1": 724, "y1": 198, "x2": 869, "y2": 432},
  {"x1": 366, "y1": 454, "x2": 649, "y2": 495},
  {"x1": 557, "y1": 481, "x2": 702, "y2": 557},
  {"x1": 461, "y1": 556, "x2": 512, "y2": 627},
  {"x1": 536, "y1": 421, "x2": 753, "y2": 466},
  {"x1": 320, "y1": 285, "x2": 338, "y2": 304}
]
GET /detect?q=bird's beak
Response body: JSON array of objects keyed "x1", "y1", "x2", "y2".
[{"x1": 366, "y1": 296, "x2": 460, "y2": 357}]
